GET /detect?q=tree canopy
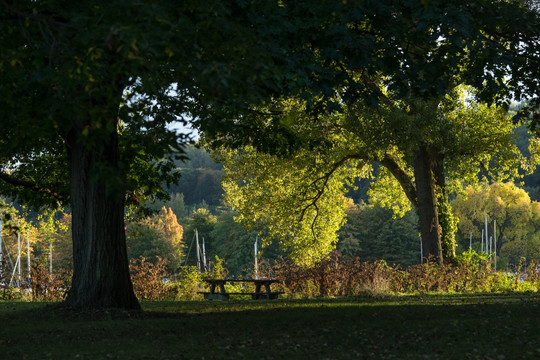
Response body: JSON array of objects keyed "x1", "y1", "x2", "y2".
[
  {"x1": 0, "y1": 0, "x2": 307, "y2": 309},
  {"x1": 206, "y1": 0, "x2": 540, "y2": 264},
  {"x1": 215, "y1": 85, "x2": 535, "y2": 264},
  {"x1": 451, "y1": 182, "x2": 540, "y2": 266},
  {"x1": 1, "y1": 0, "x2": 540, "y2": 308}
]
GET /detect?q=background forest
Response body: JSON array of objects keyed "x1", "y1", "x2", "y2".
[{"x1": 2, "y1": 118, "x2": 539, "y2": 280}]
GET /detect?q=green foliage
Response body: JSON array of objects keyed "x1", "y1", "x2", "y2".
[
  {"x1": 126, "y1": 207, "x2": 185, "y2": 270},
  {"x1": 367, "y1": 167, "x2": 412, "y2": 217},
  {"x1": 32, "y1": 213, "x2": 73, "y2": 271},
  {"x1": 337, "y1": 204, "x2": 420, "y2": 267},
  {"x1": 217, "y1": 144, "x2": 362, "y2": 265},
  {"x1": 180, "y1": 145, "x2": 223, "y2": 171},
  {"x1": 211, "y1": 211, "x2": 258, "y2": 275},
  {"x1": 147, "y1": 193, "x2": 187, "y2": 223},
  {"x1": 182, "y1": 208, "x2": 218, "y2": 267},
  {"x1": 208, "y1": 255, "x2": 228, "y2": 279},
  {"x1": 438, "y1": 199, "x2": 458, "y2": 260},
  {"x1": 172, "y1": 266, "x2": 204, "y2": 301},
  {"x1": 451, "y1": 182, "x2": 540, "y2": 264},
  {"x1": 457, "y1": 249, "x2": 489, "y2": 267},
  {"x1": 167, "y1": 168, "x2": 224, "y2": 207},
  {"x1": 215, "y1": 83, "x2": 535, "y2": 265},
  {"x1": 0, "y1": 287, "x2": 27, "y2": 302}
]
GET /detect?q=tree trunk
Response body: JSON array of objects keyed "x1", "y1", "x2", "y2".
[
  {"x1": 430, "y1": 148, "x2": 457, "y2": 262},
  {"x1": 414, "y1": 145, "x2": 443, "y2": 264},
  {"x1": 63, "y1": 118, "x2": 140, "y2": 310}
]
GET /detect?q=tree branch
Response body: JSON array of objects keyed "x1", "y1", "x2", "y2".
[
  {"x1": 0, "y1": 171, "x2": 69, "y2": 202},
  {"x1": 247, "y1": 108, "x2": 285, "y2": 116},
  {"x1": 298, "y1": 154, "x2": 364, "y2": 235},
  {"x1": 380, "y1": 153, "x2": 418, "y2": 208}
]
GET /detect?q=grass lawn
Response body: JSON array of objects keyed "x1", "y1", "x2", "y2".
[{"x1": 0, "y1": 294, "x2": 538, "y2": 359}]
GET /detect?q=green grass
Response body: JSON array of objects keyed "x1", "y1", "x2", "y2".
[{"x1": 0, "y1": 294, "x2": 539, "y2": 359}]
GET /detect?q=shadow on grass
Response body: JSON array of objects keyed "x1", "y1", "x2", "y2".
[{"x1": 0, "y1": 293, "x2": 539, "y2": 359}]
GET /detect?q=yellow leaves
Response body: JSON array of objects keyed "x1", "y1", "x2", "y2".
[
  {"x1": 220, "y1": 143, "x2": 358, "y2": 265},
  {"x1": 127, "y1": 40, "x2": 141, "y2": 60},
  {"x1": 9, "y1": 59, "x2": 22, "y2": 68},
  {"x1": 81, "y1": 122, "x2": 102, "y2": 137},
  {"x1": 82, "y1": 126, "x2": 90, "y2": 137},
  {"x1": 87, "y1": 47, "x2": 104, "y2": 61}
]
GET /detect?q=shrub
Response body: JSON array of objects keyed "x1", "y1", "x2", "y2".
[
  {"x1": 171, "y1": 266, "x2": 204, "y2": 300},
  {"x1": 273, "y1": 252, "x2": 394, "y2": 298},
  {"x1": 0, "y1": 286, "x2": 26, "y2": 301},
  {"x1": 398, "y1": 254, "x2": 493, "y2": 294},
  {"x1": 129, "y1": 257, "x2": 172, "y2": 300},
  {"x1": 30, "y1": 262, "x2": 72, "y2": 302}
]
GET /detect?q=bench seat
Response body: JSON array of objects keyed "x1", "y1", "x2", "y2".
[{"x1": 198, "y1": 291, "x2": 284, "y2": 300}]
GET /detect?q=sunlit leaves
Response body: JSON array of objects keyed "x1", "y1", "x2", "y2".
[
  {"x1": 451, "y1": 182, "x2": 540, "y2": 263},
  {"x1": 368, "y1": 166, "x2": 413, "y2": 218},
  {"x1": 218, "y1": 144, "x2": 365, "y2": 265},
  {"x1": 126, "y1": 207, "x2": 185, "y2": 270}
]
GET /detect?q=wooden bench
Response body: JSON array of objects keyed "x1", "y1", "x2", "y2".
[
  {"x1": 199, "y1": 279, "x2": 284, "y2": 300},
  {"x1": 198, "y1": 291, "x2": 284, "y2": 300}
]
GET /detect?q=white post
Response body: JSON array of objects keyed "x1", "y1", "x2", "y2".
[
  {"x1": 195, "y1": 229, "x2": 201, "y2": 273},
  {"x1": 202, "y1": 237, "x2": 207, "y2": 272},
  {"x1": 469, "y1": 232, "x2": 472, "y2": 250},
  {"x1": 489, "y1": 236, "x2": 493, "y2": 261},
  {"x1": 494, "y1": 220, "x2": 497, "y2": 270},
  {"x1": 27, "y1": 230, "x2": 31, "y2": 281},
  {"x1": 49, "y1": 239, "x2": 53, "y2": 274},
  {"x1": 484, "y1": 213, "x2": 488, "y2": 256},
  {"x1": 17, "y1": 229, "x2": 21, "y2": 285},
  {"x1": 481, "y1": 229, "x2": 484, "y2": 253},
  {"x1": 254, "y1": 237, "x2": 258, "y2": 279},
  {"x1": 9, "y1": 254, "x2": 20, "y2": 287}
]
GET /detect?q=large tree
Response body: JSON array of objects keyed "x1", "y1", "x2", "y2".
[
  {"x1": 1, "y1": 1, "x2": 539, "y2": 309},
  {"x1": 216, "y1": 86, "x2": 533, "y2": 264},
  {"x1": 0, "y1": 1, "x2": 303, "y2": 309},
  {"x1": 206, "y1": 0, "x2": 540, "y2": 264}
]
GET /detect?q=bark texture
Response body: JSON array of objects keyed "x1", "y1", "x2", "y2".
[
  {"x1": 414, "y1": 145, "x2": 443, "y2": 264},
  {"x1": 430, "y1": 148, "x2": 457, "y2": 261},
  {"x1": 64, "y1": 119, "x2": 140, "y2": 310}
]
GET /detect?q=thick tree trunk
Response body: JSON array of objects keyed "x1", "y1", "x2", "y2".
[
  {"x1": 63, "y1": 119, "x2": 140, "y2": 310},
  {"x1": 414, "y1": 145, "x2": 443, "y2": 264}
]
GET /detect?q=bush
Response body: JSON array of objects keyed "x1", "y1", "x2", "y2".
[
  {"x1": 401, "y1": 260, "x2": 491, "y2": 294},
  {"x1": 271, "y1": 251, "x2": 540, "y2": 298},
  {"x1": 170, "y1": 266, "x2": 204, "y2": 300},
  {"x1": 30, "y1": 262, "x2": 72, "y2": 302},
  {"x1": 0, "y1": 286, "x2": 26, "y2": 301},
  {"x1": 129, "y1": 257, "x2": 172, "y2": 300},
  {"x1": 273, "y1": 252, "x2": 394, "y2": 298}
]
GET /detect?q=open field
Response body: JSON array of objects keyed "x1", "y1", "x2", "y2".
[{"x1": 0, "y1": 294, "x2": 539, "y2": 359}]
